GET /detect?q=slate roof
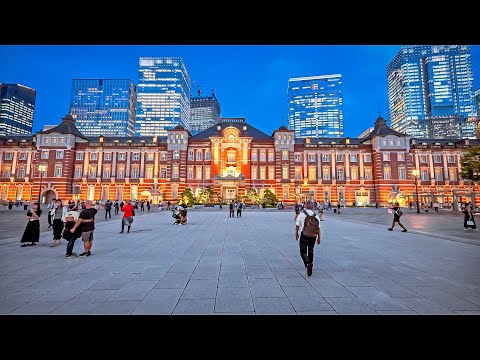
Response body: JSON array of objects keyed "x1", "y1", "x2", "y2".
[{"x1": 38, "y1": 114, "x2": 89, "y2": 140}]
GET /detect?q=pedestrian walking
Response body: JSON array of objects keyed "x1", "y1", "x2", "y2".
[
  {"x1": 294, "y1": 202, "x2": 303, "y2": 221},
  {"x1": 20, "y1": 202, "x2": 42, "y2": 247},
  {"x1": 120, "y1": 200, "x2": 135, "y2": 233},
  {"x1": 114, "y1": 200, "x2": 119, "y2": 215},
  {"x1": 387, "y1": 202, "x2": 407, "y2": 232},
  {"x1": 337, "y1": 202, "x2": 341, "y2": 214},
  {"x1": 147, "y1": 200, "x2": 151, "y2": 211},
  {"x1": 47, "y1": 198, "x2": 56, "y2": 228},
  {"x1": 167, "y1": 201, "x2": 171, "y2": 210},
  {"x1": 463, "y1": 202, "x2": 477, "y2": 231},
  {"x1": 229, "y1": 200, "x2": 235, "y2": 217},
  {"x1": 104, "y1": 199, "x2": 112, "y2": 219},
  {"x1": 50, "y1": 199, "x2": 67, "y2": 247},
  {"x1": 433, "y1": 202, "x2": 439, "y2": 212},
  {"x1": 70, "y1": 200, "x2": 97, "y2": 257},
  {"x1": 237, "y1": 201, "x2": 243, "y2": 217},
  {"x1": 295, "y1": 200, "x2": 321, "y2": 277}
]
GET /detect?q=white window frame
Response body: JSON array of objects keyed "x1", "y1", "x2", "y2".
[
  {"x1": 322, "y1": 167, "x2": 330, "y2": 180},
  {"x1": 118, "y1": 153, "x2": 126, "y2": 161},
  {"x1": 90, "y1": 153, "x2": 98, "y2": 161},
  {"x1": 350, "y1": 154, "x2": 358, "y2": 162},
  {"x1": 54, "y1": 165, "x2": 62, "y2": 177},
  {"x1": 104, "y1": 153, "x2": 112, "y2": 161},
  {"x1": 161, "y1": 167, "x2": 167, "y2": 178},
  {"x1": 397, "y1": 153, "x2": 405, "y2": 161},
  {"x1": 41, "y1": 150, "x2": 49, "y2": 159},
  {"x1": 383, "y1": 153, "x2": 390, "y2": 161},
  {"x1": 308, "y1": 154, "x2": 316, "y2": 162},
  {"x1": 146, "y1": 153, "x2": 154, "y2": 161},
  {"x1": 294, "y1": 167, "x2": 302, "y2": 180},
  {"x1": 56, "y1": 150, "x2": 64, "y2": 159},
  {"x1": 336, "y1": 154, "x2": 343, "y2": 162},
  {"x1": 294, "y1": 153, "x2": 302, "y2": 162},
  {"x1": 322, "y1": 154, "x2": 330, "y2": 162},
  {"x1": 19, "y1": 152, "x2": 27, "y2": 160},
  {"x1": 364, "y1": 154, "x2": 372, "y2": 162},
  {"x1": 76, "y1": 152, "x2": 84, "y2": 160},
  {"x1": 173, "y1": 150, "x2": 180, "y2": 159},
  {"x1": 74, "y1": 167, "x2": 82, "y2": 178},
  {"x1": 398, "y1": 167, "x2": 406, "y2": 180},
  {"x1": 132, "y1": 153, "x2": 140, "y2": 161},
  {"x1": 282, "y1": 150, "x2": 288, "y2": 160}
]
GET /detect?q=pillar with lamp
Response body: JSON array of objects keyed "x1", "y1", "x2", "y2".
[
  {"x1": 37, "y1": 164, "x2": 47, "y2": 204},
  {"x1": 412, "y1": 169, "x2": 420, "y2": 213}
]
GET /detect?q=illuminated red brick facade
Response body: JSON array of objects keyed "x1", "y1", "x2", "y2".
[{"x1": 1, "y1": 115, "x2": 478, "y2": 208}]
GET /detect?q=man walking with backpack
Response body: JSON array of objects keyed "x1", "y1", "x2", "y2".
[
  {"x1": 295, "y1": 200, "x2": 321, "y2": 277},
  {"x1": 387, "y1": 202, "x2": 407, "y2": 232}
]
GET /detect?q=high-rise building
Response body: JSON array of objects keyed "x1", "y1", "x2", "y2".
[
  {"x1": 69, "y1": 79, "x2": 137, "y2": 137},
  {"x1": 0, "y1": 83, "x2": 36, "y2": 136},
  {"x1": 190, "y1": 93, "x2": 221, "y2": 134},
  {"x1": 387, "y1": 45, "x2": 477, "y2": 139},
  {"x1": 288, "y1": 74, "x2": 343, "y2": 138},
  {"x1": 136, "y1": 57, "x2": 191, "y2": 136},
  {"x1": 475, "y1": 89, "x2": 480, "y2": 117}
]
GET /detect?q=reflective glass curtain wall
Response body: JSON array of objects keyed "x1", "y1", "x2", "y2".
[
  {"x1": 0, "y1": 84, "x2": 36, "y2": 136},
  {"x1": 287, "y1": 75, "x2": 343, "y2": 138},
  {"x1": 190, "y1": 96, "x2": 221, "y2": 134}
]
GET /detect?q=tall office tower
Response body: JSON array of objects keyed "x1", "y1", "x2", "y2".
[
  {"x1": 387, "y1": 45, "x2": 477, "y2": 139},
  {"x1": 288, "y1": 74, "x2": 343, "y2": 138},
  {"x1": 0, "y1": 83, "x2": 36, "y2": 136},
  {"x1": 69, "y1": 79, "x2": 137, "y2": 137},
  {"x1": 190, "y1": 91, "x2": 221, "y2": 134},
  {"x1": 136, "y1": 57, "x2": 191, "y2": 136},
  {"x1": 475, "y1": 89, "x2": 480, "y2": 117}
]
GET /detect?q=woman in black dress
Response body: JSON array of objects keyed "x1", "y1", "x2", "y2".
[
  {"x1": 20, "y1": 202, "x2": 42, "y2": 247},
  {"x1": 463, "y1": 202, "x2": 477, "y2": 231}
]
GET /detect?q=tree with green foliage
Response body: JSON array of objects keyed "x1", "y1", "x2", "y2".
[
  {"x1": 246, "y1": 189, "x2": 259, "y2": 204},
  {"x1": 180, "y1": 188, "x2": 195, "y2": 207},
  {"x1": 262, "y1": 189, "x2": 277, "y2": 206},
  {"x1": 460, "y1": 146, "x2": 480, "y2": 182}
]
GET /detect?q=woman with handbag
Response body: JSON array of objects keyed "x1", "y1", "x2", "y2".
[
  {"x1": 463, "y1": 202, "x2": 478, "y2": 231},
  {"x1": 20, "y1": 202, "x2": 42, "y2": 247}
]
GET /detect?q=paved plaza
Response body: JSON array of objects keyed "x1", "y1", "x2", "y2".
[{"x1": 0, "y1": 206, "x2": 479, "y2": 315}]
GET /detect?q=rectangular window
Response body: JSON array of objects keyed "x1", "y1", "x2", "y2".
[
  {"x1": 131, "y1": 168, "x2": 139, "y2": 179},
  {"x1": 421, "y1": 169, "x2": 429, "y2": 181},
  {"x1": 364, "y1": 154, "x2": 372, "y2": 162},
  {"x1": 56, "y1": 150, "x2": 64, "y2": 159},
  {"x1": 433, "y1": 155, "x2": 442, "y2": 163},
  {"x1": 251, "y1": 150, "x2": 257, "y2": 161},
  {"x1": 282, "y1": 165, "x2": 289, "y2": 179},
  {"x1": 350, "y1": 154, "x2": 358, "y2": 162},
  {"x1": 449, "y1": 168, "x2": 457, "y2": 181},
  {"x1": 251, "y1": 166, "x2": 257, "y2": 180},
  {"x1": 41, "y1": 150, "x2": 49, "y2": 159},
  {"x1": 336, "y1": 154, "x2": 343, "y2": 162},
  {"x1": 447, "y1": 155, "x2": 455, "y2": 163},
  {"x1": 308, "y1": 154, "x2": 316, "y2": 162},
  {"x1": 351, "y1": 167, "x2": 358, "y2": 180},
  {"x1": 145, "y1": 166, "x2": 153, "y2": 179},
  {"x1": 434, "y1": 168, "x2": 443, "y2": 181},
  {"x1": 260, "y1": 167, "x2": 266, "y2": 180},
  {"x1": 196, "y1": 151, "x2": 202, "y2": 161},
  {"x1": 227, "y1": 150, "x2": 236, "y2": 163},
  {"x1": 205, "y1": 166, "x2": 210, "y2": 180},
  {"x1": 282, "y1": 150, "x2": 288, "y2": 160},
  {"x1": 90, "y1": 153, "x2": 97, "y2": 161},
  {"x1": 2, "y1": 167, "x2": 11, "y2": 178},
  {"x1": 188, "y1": 150, "x2": 194, "y2": 160},
  {"x1": 308, "y1": 167, "x2": 316, "y2": 180},
  {"x1": 172, "y1": 166, "x2": 179, "y2": 178},
  {"x1": 205, "y1": 151, "x2": 211, "y2": 160},
  {"x1": 364, "y1": 167, "x2": 373, "y2": 180},
  {"x1": 118, "y1": 153, "x2": 126, "y2": 161},
  {"x1": 19, "y1": 152, "x2": 27, "y2": 160},
  {"x1": 117, "y1": 167, "x2": 124, "y2": 179},
  {"x1": 161, "y1": 152, "x2": 167, "y2": 161},
  {"x1": 260, "y1": 151, "x2": 266, "y2": 162},
  {"x1": 383, "y1": 166, "x2": 391, "y2": 180},
  {"x1": 89, "y1": 166, "x2": 96, "y2": 179},
  {"x1": 173, "y1": 150, "x2": 180, "y2": 159},
  {"x1": 268, "y1": 167, "x2": 274, "y2": 179},
  {"x1": 196, "y1": 166, "x2": 202, "y2": 180},
  {"x1": 59, "y1": 137, "x2": 64, "y2": 144},
  {"x1": 336, "y1": 168, "x2": 344, "y2": 180},
  {"x1": 187, "y1": 166, "x2": 193, "y2": 179},
  {"x1": 76, "y1": 152, "x2": 84, "y2": 160},
  {"x1": 161, "y1": 167, "x2": 167, "y2": 178},
  {"x1": 295, "y1": 167, "x2": 302, "y2": 180},
  {"x1": 268, "y1": 151, "x2": 274, "y2": 162},
  {"x1": 398, "y1": 167, "x2": 406, "y2": 180},
  {"x1": 52, "y1": 137, "x2": 57, "y2": 144},
  {"x1": 44, "y1": 137, "x2": 50, "y2": 144},
  {"x1": 74, "y1": 167, "x2": 82, "y2": 178},
  {"x1": 131, "y1": 186, "x2": 138, "y2": 201},
  {"x1": 420, "y1": 155, "x2": 427, "y2": 163},
  {"x1": 294, "y1": 153, "x2": 302, "y2": 162},
  {"x1": 146, "y1": 153, "x2": 154, "y2": 161},
  {"x1": 322, "y1": 154, "x2": 330, "y2": 162},
  {"x1": 132, "y1": 153, "x2": 140, "y2": 161},
  {"x1": 397, "y1": 153, "x2": 405, "y2": 161},
  {"x1": 54, "y1": 165, "x2": 62, "y2": 177},
  {"x1": 383, "y1": 153, "x2": 390, "y2": 161},
  {"x1": 18, "y1": 166, "x2": 25, "y2": 178},
  {"x1": 322, "y1": 167, "x2": 330, "y2": 180},
  {"x1": 172, "y1": 186, "x2": 178, "y2": 199},
  {"x1": 103, "y1": 168, "x2": 111, "y2": 179},
  {"x1": 104, "y1": 153, "x2": 112, "y2": 161}
]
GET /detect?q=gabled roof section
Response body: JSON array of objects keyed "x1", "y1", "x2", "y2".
[
  {"x1": 39, "y1": 114, "x2": 89, "y2": 140},
  {"x1": 360, "y1": 115, "x2": 405, "y2": 142},
  {"x1": 192, "y1": 119, "x2": 271, "y2": 140}
]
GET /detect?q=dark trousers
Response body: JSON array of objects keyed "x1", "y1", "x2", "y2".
[
  {"x1": 121, "y1": 220, "x2": 131, "y2": 232},
  {"x1": 237, "y1": 209, "x2": 241, "y2": 217},
  {"x1": 230, "y1": 209, "x2": 235, "y2": 217},
  {"x1": 53, "y1": 219, "x2": 63, "y2": 240},
  {"x1": 299, "y1": 233, "x2": 316, "y2": 267},
  {"x1": 48, "y1": 213, "x2": 53, "y2": 226},
  {"x1": 114, "y1": 207, "x2": 119, "y2": 215},
  {"x1": 66, "y1": 236, "x2": 77, "y2": 256},
  {"x1": 105, "y1": 209, "x2": 111, "y2": 219}
]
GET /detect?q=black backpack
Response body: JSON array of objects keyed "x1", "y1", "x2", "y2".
[{"x1": 302, "y1": 210, "x2": 320, "y2": 237}]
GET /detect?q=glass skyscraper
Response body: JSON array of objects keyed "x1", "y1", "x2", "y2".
[
  {"x1": 387, "y1": 45, "x2": 477, "y2": 139},
  {"x1": 190, "y1": 95, "x2": 221, "y2": 134},
  {"x1": 0, "y1": 83, "x2": 36, "y2": 136},
  {"x1": 288, "y1": 74, "x2": 343, "y2": 138},
  {"x1": 136, "y1": 57, "x2": 191, "y2": 136},
  {"x1": 475, "y1": 89, "x2": 480, "y2": 118},
  {"x1": 69, "y1": 79, "x2": 137, "y2": 137}
]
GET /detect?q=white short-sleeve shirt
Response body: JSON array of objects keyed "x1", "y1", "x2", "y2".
[{"x1": 295, "y1": 209, "x2": 321, "y2": 233}]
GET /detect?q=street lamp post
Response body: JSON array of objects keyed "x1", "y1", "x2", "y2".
[
  {"x1": 37, "y1": 165, "x2": 46, "y2": 204},
  {"x1": 412, "y1": 169, "x2": 420, "y2": 213}
]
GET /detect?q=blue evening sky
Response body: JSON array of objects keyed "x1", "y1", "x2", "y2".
[{"x1": 1, "y1": 45, "x2": 479, "y2": 137}]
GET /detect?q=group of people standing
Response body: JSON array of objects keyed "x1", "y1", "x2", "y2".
[{"x1": 229, "y1": 200, "x2": 243, "y2": 218}]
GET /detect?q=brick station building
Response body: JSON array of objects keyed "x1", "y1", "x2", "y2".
[{"x1": 0, "y1": 114, "x2": 478, "y2": 209}]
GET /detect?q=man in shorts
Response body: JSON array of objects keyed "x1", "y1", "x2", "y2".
[{"x1": 70, "y1": 200, "x2": 98, "y2": 256}]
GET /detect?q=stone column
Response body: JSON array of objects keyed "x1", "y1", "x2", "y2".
[
  {"x1": 442, "y1": 151, "x2": 449, "y2": 181},
  {"x1": 26, "y1": 150, "x2": 32, "y2": 176},
  {"x1": 345, "y1": 150, "x2": 350, "y2": 181},
  {"x1": 11, "y1": 150, "x2": 18, "y2": 175},
  {"x1": 317, "y1": 151, "x2": 322, "y2": 180},
  {"x1": 140, "y1": 150, "x2": 145, "y2": 178},
  {"x1": 428, "y1": 151, "x2": 434, "y2": 182},
  {"x1": 83, "y1": 151, "x2": 90, "y2": 176},
  {"x1": 331, "y1": 150, "x2": 336, "y2": 183},
  {"x1": 303, "y1": 152, "x2": 307, "y2": 179},
  {"x1": 111, "y1": 151, "x2": 117, "y2": 177},
  {"x1": 126, "y1": 151, "x2": 131, "y2": 178},
  {"x1": 154, "y1": 150, "x2": 159, "y2": 184},
  {"x1": 359, "y1": 152, "x2": 365, "y2": 180},
  {"x1": 97, "y1": 150, "x2": 103, "y2": 178}
]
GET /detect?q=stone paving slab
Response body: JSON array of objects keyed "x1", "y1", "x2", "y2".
[{"x1": 1, "y1": 209, "x2": 479, "y2": 315}]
